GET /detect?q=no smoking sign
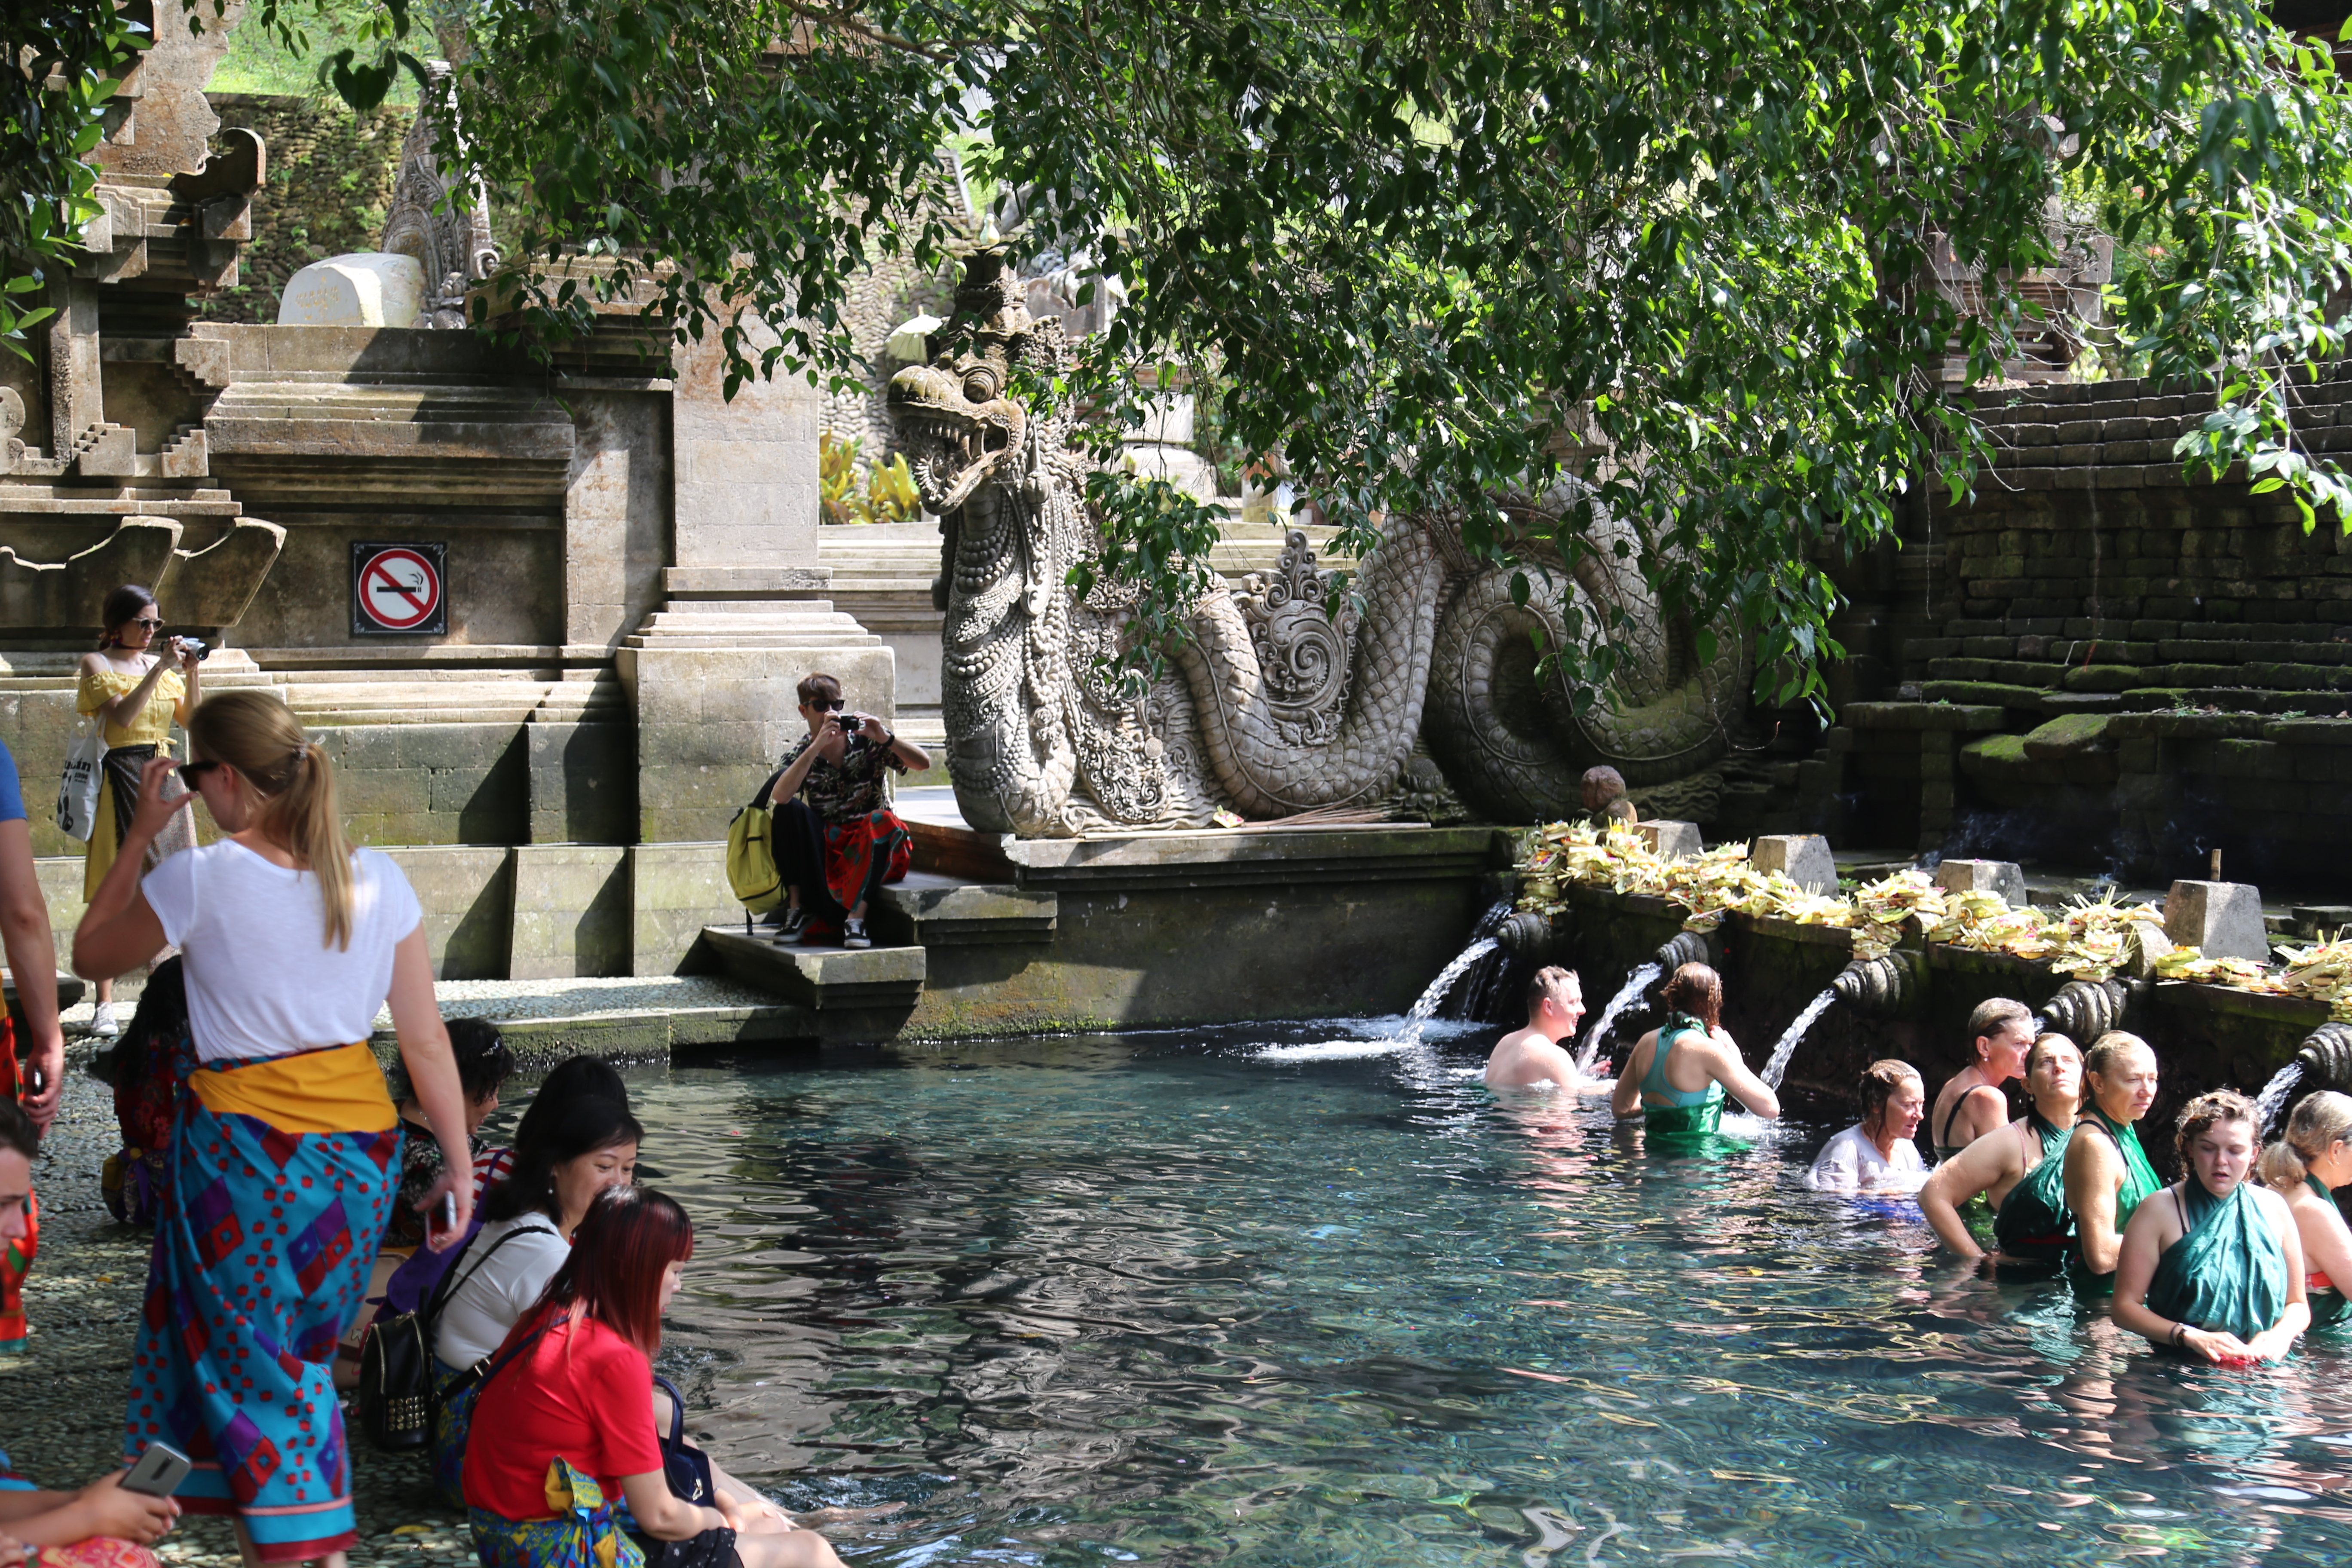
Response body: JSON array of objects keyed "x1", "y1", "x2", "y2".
[{"x1": 352, "y1": 542, "x2": 447, "y2": 636}]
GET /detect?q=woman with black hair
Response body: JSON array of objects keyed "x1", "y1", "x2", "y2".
[
  {"x1": 74, "y1": 583, "x2": 199, "y2": 1038},
  {"x1": 427, "y1": 1094, "x2": 641, "y2": 1507}
]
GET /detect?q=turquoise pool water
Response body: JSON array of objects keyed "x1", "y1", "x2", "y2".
[{"x1": 612, "y1": 1023, "x2": 2352, "y2": 1565}]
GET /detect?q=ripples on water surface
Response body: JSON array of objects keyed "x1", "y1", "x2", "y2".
[{"x1": 607, "y1": 1023, "x2": 2352, "y2": 1565}]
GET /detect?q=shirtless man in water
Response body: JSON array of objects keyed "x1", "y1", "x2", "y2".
[{"x1": 1485, "y1": 967, "x2": 1603, "y2": 1091}]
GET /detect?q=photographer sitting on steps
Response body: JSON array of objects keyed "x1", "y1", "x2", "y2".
[{"x1": 768, "y1": 673, "x2": 929, "y2": 949}]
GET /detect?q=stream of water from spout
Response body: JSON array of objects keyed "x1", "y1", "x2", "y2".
[
  {"x1": 1399, "y1": 938, "x2": 1501, "y2": 1045},
  {"x1": 1761, "y1": 988, "x2": 1839, "y2": 1091},
  {"x1": 1573, "y1": 962, "x2": 1663, "y2": 1079},
  {"x1": 2254, "y1": 1060, "x2": 2307, "y2": 1138}
]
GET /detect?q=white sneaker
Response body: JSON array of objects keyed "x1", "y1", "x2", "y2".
[
  {"x1": 90, "y1": 1001, "x2": 120, "y2": 1038},
  {"x1": 843, "y1": 918, "x2": 873, "y2": 949}
]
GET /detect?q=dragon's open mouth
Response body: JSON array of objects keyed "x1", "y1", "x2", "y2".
[{"x1": 888, "y1": 363, "x2": 1023, "y2": 514}]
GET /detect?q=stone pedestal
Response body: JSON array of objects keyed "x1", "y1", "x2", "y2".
[
  {"x1": 625, "y1": 323, "x2": 895, "y2": 845},
  {"x1": 2164, "y1": 879, "x2": 2270, "y2": 962},
  {"x1": 619, "y1": 573, "x2": 895, "y2": 844},
  {"x1": 1933, "y1": 858, "x2": 2028, "y2": 907},
  {"x1": 1750, "y1": 833, "x2": 1837, "y2": 894},
  {"x1": 1639, "y1": 821, "x2": 1703, "y2": 862}
]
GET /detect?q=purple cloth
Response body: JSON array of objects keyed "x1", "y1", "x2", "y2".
[{"x1": 381, "y1": 1216, "x2": 484, "y2": 1317}]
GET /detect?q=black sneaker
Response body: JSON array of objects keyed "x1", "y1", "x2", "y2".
[
  {"x1": 843, "y1": 917, "x2": 873, "y2": 949},
  {"x1": 769, "y1": 907, "x2": 808, "y2": 942}
]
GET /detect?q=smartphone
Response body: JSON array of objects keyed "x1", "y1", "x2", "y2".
[
  {"x1": 435, "y1": 1192, "x2": 457, "y2": 1235},
  {"x1": 121, "y1": 1441, "x2": 191, "y2": 1498}
]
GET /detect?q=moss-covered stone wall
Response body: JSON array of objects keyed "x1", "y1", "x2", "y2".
[{"x1": 196, "y1": 92, "x2": 412, "y2": 325}]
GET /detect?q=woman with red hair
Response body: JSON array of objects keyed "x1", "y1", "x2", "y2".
[{"x1": 464, "y1": 1188, "x2": 843, "y2": 1568}]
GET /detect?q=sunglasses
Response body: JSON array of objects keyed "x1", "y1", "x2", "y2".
[
  {"x1": 131, "y1": 618, "x2": 161, "y2": 630},
  {"x1": 177, "y1": 760, "x2": 222, "y2": 784}
]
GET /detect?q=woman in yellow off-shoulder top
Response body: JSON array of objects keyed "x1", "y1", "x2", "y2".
[{"x1": 76, "y1": 584, "x2": 199, "y2": 1036}]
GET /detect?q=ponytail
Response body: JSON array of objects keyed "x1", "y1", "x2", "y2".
[
  {"x1": 185, "y1": 690, "x2": 356, "y2": 950},
  {"x1": 2264, "y1": 1089, "x2": 2352, "y2": 1192}
]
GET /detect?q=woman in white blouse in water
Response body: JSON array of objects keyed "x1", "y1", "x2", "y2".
[{"x1": 1809, "y1": 1060, "x2": 1930, "y2": 1193}]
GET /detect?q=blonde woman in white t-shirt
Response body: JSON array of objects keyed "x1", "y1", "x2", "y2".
[{"x1": 74, "y1": 689, "x2": 473, "y2": 1568}]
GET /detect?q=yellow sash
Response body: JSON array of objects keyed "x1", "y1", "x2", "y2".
[{"x1": 189, "y1": 1042, "x2": 398, "y2": 1135}]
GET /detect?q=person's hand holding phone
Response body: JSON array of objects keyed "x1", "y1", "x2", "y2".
[
  {"x1": 129, "y1": 754, "x2": 198, "y2": 844},
  {"x1": 418, "y1": 1166, "x2": 473, "y2": 1253},
  {"x1": 80, "y1": 1471, "x2": 180, "y2": 1543}
]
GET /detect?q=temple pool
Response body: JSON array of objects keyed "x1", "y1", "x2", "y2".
[{"x1": 610, "y1": 1023, "x2": 2352, "y2": 1565}]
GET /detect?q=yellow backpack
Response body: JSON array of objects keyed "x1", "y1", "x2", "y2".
[{"x1": 724, "y1": 770, "x2": 786, "y2": 916}]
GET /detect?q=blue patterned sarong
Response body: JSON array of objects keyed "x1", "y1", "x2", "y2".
[
  {"x1": 434, "y1": 1355, "x2": 477, "y2": 1510},
  {"x1": 123, "y1": 1043, "x2": 401, "y2": 1562},
  {"x1": 471, "y1": 1459, "x2": 646, "y2": 1568}
]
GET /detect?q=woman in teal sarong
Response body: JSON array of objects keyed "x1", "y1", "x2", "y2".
[
  {"x1": 2064, "y1": 1031, "x2": 2163, "y2": 1297},
  {"x1": 1919, "y1": 1032, "x2": 2083, "y2": 1267},
  {"x1": 1609, "y1": 962, "x2": 1778, "y2": 1139},
  {"x1": 2114, "y1": 1090, "x2": 2308, "y2": 1363},
  {"x1": 2262, "y1": 1089, "x2": 2352, "y2": 1329}
]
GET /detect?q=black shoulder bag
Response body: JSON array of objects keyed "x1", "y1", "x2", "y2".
[
  {"x1": 353, "y1": 1222, "x2": 549, "y2": 1452},
  {"x1": 652, "y1": 1375, "x2": 717, "y2": 1505}
]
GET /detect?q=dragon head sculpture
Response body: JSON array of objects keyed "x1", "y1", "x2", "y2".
[{"x1": 886, "y1": 251, "x2": 1048, "y2": 515}]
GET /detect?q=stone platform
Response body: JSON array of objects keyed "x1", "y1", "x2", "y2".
[{"x1": 701, "y1": 787, "x2": 1511, "y2": 1040}]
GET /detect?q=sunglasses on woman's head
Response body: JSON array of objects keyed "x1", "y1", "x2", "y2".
[{"x1": 178, "y1": 760, "x2": 221, "y2": 784}]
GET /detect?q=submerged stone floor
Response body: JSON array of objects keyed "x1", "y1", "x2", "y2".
[{"x1": 0, "y1": 1057, "x2": 478, "y2": 1567}]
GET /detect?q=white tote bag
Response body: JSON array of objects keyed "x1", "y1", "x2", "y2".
[{"x1": 54, "y1": 717, "x2": 104, "y2": 842}]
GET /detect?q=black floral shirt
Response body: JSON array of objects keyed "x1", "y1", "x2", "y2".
[{"x1": 779, "y1": 730, "x2": 907, "y2": 825}]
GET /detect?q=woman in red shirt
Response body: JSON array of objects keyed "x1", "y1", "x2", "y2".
[{"x1": 464, "y1": 1188, "x2": 843, "y2": 1568}]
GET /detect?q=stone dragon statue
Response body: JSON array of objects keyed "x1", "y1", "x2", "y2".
[{"x1": 887, "y1": 253, "x2": 1747, "y2": 836}]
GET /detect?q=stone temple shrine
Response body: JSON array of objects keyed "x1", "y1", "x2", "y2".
[{"x1": 0, "y1": 3, "x2": 894, "y2": 987}]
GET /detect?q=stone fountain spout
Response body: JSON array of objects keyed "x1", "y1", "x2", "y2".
[
  {"x1": 1495, "y1": 910, "x2": 1559, "y2": 963},
  {"x1": 1654, "y1": 930, "x2": 1715, "y2": 974},
  {"x1": 2037, "y1": 978, "x2": 2129, "y2": 1044},
  {"x1": 1829, "y1": 950, "x2": 1926, "y2": 1019},
  {"x1": 2294, "y1": 1023, "x2": 2352, "y2": 1096}
]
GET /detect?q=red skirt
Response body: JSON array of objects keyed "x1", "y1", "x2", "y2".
[
  {"x1": 0, "y1": 1020, "x2": 35, "y2": 1354},
  {"x1": 805, "y1": 808, "x2": 912, "y2": 938}
]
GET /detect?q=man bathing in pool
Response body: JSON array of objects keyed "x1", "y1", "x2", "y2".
[{"x1": 1485, "y1": 967, "x2": 1605, "y2": 1091}]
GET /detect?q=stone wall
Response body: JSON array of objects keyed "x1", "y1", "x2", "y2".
[
  {"x1": 196, "y1": 93, "x2": 412, "y2": 325},
  {"x1": 817, "y1": 249, "x2": 956, "y2": 460},
  {"x1": 1804, "y1": 369, "x2": 2352, "y2": 885}
]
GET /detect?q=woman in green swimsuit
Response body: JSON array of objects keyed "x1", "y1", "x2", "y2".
[
  {"x1": 1918, "y1": 1032, "x2": 2083, "y2": 1266},
  {"x1": 2063, "y1": 1031, "x2": 2162, "y2": 1297},
  {"x1": 1609, "y1": 962, "x2": 1779, "y2": 1137},
  {"x1": 2262, "y1": 1089, "x2": 2352, "y2": 1329},
  {"x1": 2114, "y1": 1090, "x2": 2308, "y2": 1364}
]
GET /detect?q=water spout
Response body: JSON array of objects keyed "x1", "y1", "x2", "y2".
[
  {"x1": 2036, "y1": 978, "x2": 2128, "y2": 1043},
  {"x1": 1573, "y1": 962, "x2": 1663, "y2": 1079},
  {"x1": 1400, "y1": 937, "x2": 1502, "y2": 1044},
  {"x1": 1431, "y1": 899, "x2": 1519, "y2": 1025},
  {"x1": 1761, "y1": 988, "x2": 1838, "y2": 1091},
  {"x1": 2254, "y1": 1060, "x2": 2307, "y2": 1140}
]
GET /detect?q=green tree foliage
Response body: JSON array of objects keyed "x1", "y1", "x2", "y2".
[
  {"x1": 23, "y1": 0, "x2": 2352, "y2": 707},
  {"x1": 0, "y1": 3, "x2": 150, "y2": 359}
]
